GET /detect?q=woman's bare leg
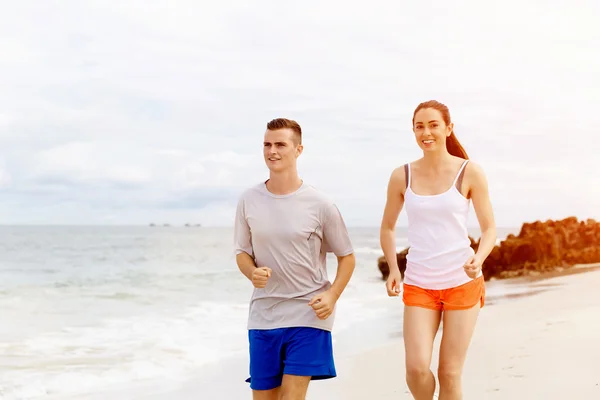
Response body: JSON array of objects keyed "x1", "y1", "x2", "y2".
[
  {"x1": 437, "y1": 304, "x2": 480, "y2": 400},
  {"x1": 403, "y1": 306, "x2": 442, "y2": 399}
]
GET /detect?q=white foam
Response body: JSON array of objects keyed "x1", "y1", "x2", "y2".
[
  {"x1": 353, "y1": 247, "x2": 384, "y2": 255},
  {"x1": 353, "y1": 246, "x2": 407, "y2": 256},
  {"x1": 0, "y1": 301, "x2": 250, "y2": 399}
]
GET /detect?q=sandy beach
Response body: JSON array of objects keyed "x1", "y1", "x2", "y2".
[{"x1": 310, "y1": 265, "x2": 600, "y2": 399}]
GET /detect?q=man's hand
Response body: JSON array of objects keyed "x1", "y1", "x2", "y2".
[
  {"x1": 251, "y1": 266, "x2": 272, "y2": 288},
  {"x1": 385, "y1": 270, "x2": 402, "y2": 296},
  {"x1": 308, "y1": 290, "x2": 339, "y2": 320},
  {"x1": 464, "y1": 255, "x2": 483, "y2": 279}
]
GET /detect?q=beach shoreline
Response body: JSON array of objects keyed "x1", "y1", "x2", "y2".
[{"x1": 51, "y1": 264, "x2": 600, "y2": 400}]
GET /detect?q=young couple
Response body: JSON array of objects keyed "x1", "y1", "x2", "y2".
[{"x1": 233, "y1": 100, "x2": 497, "y2": 400}]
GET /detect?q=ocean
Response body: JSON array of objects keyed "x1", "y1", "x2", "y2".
[{"x1": 0, "y1": 225, "x2": 520, "y2": 399}]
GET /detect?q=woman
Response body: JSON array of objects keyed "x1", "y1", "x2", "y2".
[{"x1": 380, "y1": 100, "x2": 496, "y2": 399}]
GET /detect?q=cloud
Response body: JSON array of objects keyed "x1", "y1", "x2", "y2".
[
  {"x1": 0, "y1": 0, "x2": 597, "y2": 226},
  {"x1": 0, "y1": 168, "x2": 11, "y2": 189}
]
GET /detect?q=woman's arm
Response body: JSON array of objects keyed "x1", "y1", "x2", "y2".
[
  {"x1": 380, "y1": 166, "x2": 406, "y2": 295},
  {"x1": 468, "y1": 162, "x2": 497, "y2": 263}
]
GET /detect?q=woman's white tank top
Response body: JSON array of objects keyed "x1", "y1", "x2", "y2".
[{"x1": 403, "y1": 160, "x2": 479, "y2": 290}]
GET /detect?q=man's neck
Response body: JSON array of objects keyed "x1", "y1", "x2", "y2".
[{"x1": 265, "y1": 170, "x2": 303, "y2": 195}]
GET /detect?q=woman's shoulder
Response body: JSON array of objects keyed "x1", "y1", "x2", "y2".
[
  {"x1": 389, "y1": 165, "x2": 406, "y2": 185},
  {"x1": 462, "y1": 158, "x2": 485, "y2": 173},
  {"x1": 388, "y1": 159, "x2": 421, "y2": 190},
  {"x1": 392, "y1": 158, "x2": 422, "y2": 176},
  {"x1": 462, "y1": 159, "x2": 488, "y2": 185}
]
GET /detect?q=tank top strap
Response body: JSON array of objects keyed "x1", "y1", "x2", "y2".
[{"x1": 452, "y1": 160, "x2": 469, "y2": 189}]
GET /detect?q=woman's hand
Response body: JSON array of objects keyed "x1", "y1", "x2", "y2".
[
  {"x1": 464, "y1": 255, "x2": 483, "y2": 279},
  {"x1": 386, "y1": 270, "x2": 403, "y2": 296}
]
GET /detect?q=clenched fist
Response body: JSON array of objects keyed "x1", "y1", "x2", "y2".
[
  {"x1": 308, "y1": 290, "x2": 338, "y2": 320},
  {"x1": 252, "y1": 266, "x2": 272, "y2": 288},
  {"x1": 463, "y1": 255, "x2": 483, "y2": 279}
]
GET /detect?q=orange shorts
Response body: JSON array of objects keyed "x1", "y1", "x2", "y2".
[{"x1": 402, "y1": 276, "x2": 485, "y2": 311}]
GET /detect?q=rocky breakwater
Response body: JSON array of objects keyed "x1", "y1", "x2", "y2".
[{"x1": 377, "y1": 217, "x2": 600, "y2": 281}]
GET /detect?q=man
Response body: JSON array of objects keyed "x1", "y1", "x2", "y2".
[{"x1": 234, "y1": 118, "x2": 356, "y2": 399}]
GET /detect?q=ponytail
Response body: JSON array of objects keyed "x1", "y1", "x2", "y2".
[{"x1": 446, "y1": 131, "x2": 468, "y2": 159}]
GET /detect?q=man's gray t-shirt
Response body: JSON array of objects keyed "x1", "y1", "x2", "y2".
[{"x1": 234, "y1": 181, "x2": 354, "y2": 332}]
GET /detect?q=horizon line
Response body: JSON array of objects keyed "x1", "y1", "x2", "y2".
[{"x1": 0, "y1": 223, "x2": 529, "y2": 229}]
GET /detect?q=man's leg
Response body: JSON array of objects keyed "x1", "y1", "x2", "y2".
[
  {"x1": 280, "y1": 327, "x2": 336, "y2": 399},
  {"x1": 279, "y1": 375, "x2": 311, "y2": 400},
  {"x1": 247, "y1": 329, "x2": 285, "y2": 398},
  {"x1": 252, "y1": 387, "x2": 280, "y2": 400},
  {"x1": 437, "y1": 303, "x2": 480, "y2": 400},
  {"x1": 403, "y1": 305, "x2": 442, "y2": 400}
]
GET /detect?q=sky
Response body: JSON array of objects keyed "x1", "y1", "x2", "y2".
[{"x1": 0, "y1": 0, "x2": 598, "y2": 227}]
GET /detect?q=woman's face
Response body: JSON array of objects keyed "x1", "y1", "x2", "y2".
[{"x1": 412, "y1": 107, "x2": 453, "y2": 153}]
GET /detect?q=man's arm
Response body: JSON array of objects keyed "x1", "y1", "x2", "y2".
[
  {"x1": 233, "y1": 195, "x2": 256, "y2": 282},
  {"x1": 308, "y1": 202, "x2": 355, "y2": 319},
  {"x1": 236, "y1": 251, "x2": 257, "y2": 281},
  {"x1": 322, "y1": 202, "x2": 356, "y2": 298},
  {"x1": 329, "y1": 252, "x2": 356, "y2": 299}
]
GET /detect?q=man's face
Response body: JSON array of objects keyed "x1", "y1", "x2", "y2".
[{"x1": 263, "y1": 128, "x2": 302, "y2": 172}]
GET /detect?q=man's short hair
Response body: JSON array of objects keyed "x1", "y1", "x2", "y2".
[{"x1": 266, "y1": 118, "x2": 302, "y2": 145}]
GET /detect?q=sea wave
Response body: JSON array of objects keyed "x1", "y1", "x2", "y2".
[{"x1": 0, "y1": 301, "x2": 250, "y2": 399}]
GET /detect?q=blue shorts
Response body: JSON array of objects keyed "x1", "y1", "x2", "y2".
[{"x1": 245, "y1": 327, "x2": 336, "y2": 391}]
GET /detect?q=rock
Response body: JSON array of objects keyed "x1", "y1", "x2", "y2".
[
  {"x1": 377, "y1": 247, "x2": 409, "y2": 281},
  {"x1": 377, "y1": 217, "x2": 600, "y2": 281}
]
